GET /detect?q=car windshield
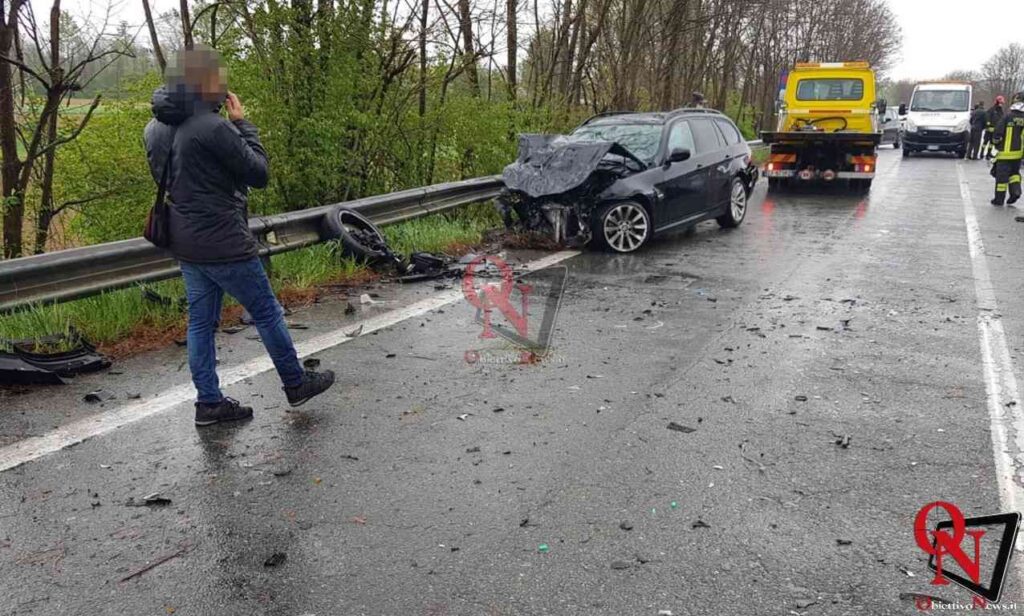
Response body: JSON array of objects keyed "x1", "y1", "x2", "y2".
[
  {"x1": 571, "y1": 122, "x2": 662, "y2": 162},
  {"x1": 911, "y1": 90, "x2": 969, "y2": 112},
  {"x1": 795, "y1": 78, "x2": 864, "y2": 101}
]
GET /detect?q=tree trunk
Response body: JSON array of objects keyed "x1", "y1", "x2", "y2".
[
  {"x1": 419, "y1": 0, "x2": 428, "y2": 115},
  {"x1": 457, "y1": 0, "x2": 479, "y2": 96},
  {"x1": 0, "y1": 1, "x2": 24, "y2": 258},
  {"x1": 142, "y1": 0, "x2": 166, "y2": 71},
  {"x1": 180, "y1": 0, "x2": 194, "y2": 50},
  {"x1": 506, "y1": 0, "x2": 516, "y2": 101}
]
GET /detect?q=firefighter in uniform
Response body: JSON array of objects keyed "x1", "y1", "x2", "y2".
[
  {"x1": 991, "y1": 92, "x2": 1024, "y2": 206},
  {"x1": 984, "y1": 96, "x2": 1005, "y2": 160}
]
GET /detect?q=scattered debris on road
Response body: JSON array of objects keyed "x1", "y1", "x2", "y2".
[
  {"x1": 1, "y1": 329, "x2": 111, "y2": 386},
  {"x1": 834, "y1": 435, "x2": 852, "y2": 449},
  {"x1": 610, "y1": 560, "x2": 631, "y2": 570},
  {"x1": 125, "y1": 492, "x2": 172, "y2": 507},
  {"x1": 263, "y1": 552, "x2": 287, "y2": 567},
  {"x1": 691, "y1": 519, "x2": 711, "y2": 529},
  {"x1": 120, "y1": 541, "x2": 193, "y2": 583},
  {"x1": 619, "y1": 521, "x2": 634, "y2": 531},
  {"x1": 667, "y1": 422, "x2": 697, "y2": 434},
  {"x1": 83, "y1": 389, "x2": 116, "y2": 403}
]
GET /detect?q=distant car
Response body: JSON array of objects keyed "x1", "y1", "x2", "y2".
[
  {"x1": 880, "y1": 108, "x2": 901, "y2": 148},
  {"x1": 497, "y1": 109, "x2": 759, "y2": 253}
]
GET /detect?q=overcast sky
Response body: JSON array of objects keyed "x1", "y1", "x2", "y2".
[
  {"x1": 42, "y1": 0, "x2": 1024, "y2": 82},
  {"x1": 886, "y1": 0, "x2": 1021, "y2": 80}
]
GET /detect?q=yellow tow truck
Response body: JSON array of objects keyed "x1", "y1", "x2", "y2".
[{"x1": 762, "y1": 61, "x2": 884, "y2": 192}]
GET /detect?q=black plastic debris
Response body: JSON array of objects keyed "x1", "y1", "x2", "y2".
[
  {"x1": 142, "y1": 288, "x2": 187, "y2": 311},
  {"x1": 667, "y1": 422, "x2": 696, "y2": 434},
  {"x1": 264, "y1": 552, "x2": 287, "y2": 567},
  {"x1": 83, "y1": 389, "x2": 116, "y2": 404},
  {"x1": 0, "y1": 329, "x2": 111, "y2": 385},
  {"x1": 0, "y1": 353, "x2": 65, "y2": 385},
  {"x1": 303, "y1": 358, "x2": 321, "y2": 370}
]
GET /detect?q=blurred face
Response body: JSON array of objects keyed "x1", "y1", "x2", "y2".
[{"x1": 169, "y1": 47, "x2": 227, "y2": 103}]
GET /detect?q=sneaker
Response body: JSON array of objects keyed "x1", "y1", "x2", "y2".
[
  {"x1": 284, "y1": 370, "x2": 336, "y2": 407},
  {"x1": 195, "y1": 397, "x2": 254, "y2": 426}
]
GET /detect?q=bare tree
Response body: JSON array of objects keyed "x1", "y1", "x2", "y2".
[{"x1": 141, "y1": 0, "x2": 166, "y2": 71}]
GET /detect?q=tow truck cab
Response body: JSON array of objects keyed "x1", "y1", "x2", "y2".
[
  {"x1": 761, "y1": 62, "x2": 882, "y2": 191},
  {"x1": 899, "y1": 82, "x2": 972, "y2": 158}
]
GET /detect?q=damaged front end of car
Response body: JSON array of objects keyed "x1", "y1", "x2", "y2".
[{"x1": 497, "y1": 135, "x2": 647, "y2": 246}]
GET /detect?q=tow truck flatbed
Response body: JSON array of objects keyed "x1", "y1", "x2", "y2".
[{"x1": 760, "y1": 131, "x2": 882, "y2": 146}]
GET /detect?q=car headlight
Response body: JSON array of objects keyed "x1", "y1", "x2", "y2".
[
  {"x1": 905, "y1": 119, "x2": 917, "y2": 133},
  {"x1": 954, "y1": 119, "x2": 970, "y2": 133}
]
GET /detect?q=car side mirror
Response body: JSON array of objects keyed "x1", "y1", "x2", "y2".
[
  {"x1": 667, "y1": 148, "x2": 691, "y2": 164},
  {"x1": 898, "y1": 103, "x2": 907, "y2": 116}
]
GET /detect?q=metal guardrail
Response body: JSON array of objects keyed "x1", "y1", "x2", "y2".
[
  {"x1": 0, "y1": 139, "x2": 766, "y2": 313},
  {"x1": 0, "y1": 176, "x2": 503, "y2": 313}
]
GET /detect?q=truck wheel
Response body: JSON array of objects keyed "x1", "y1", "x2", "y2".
[
  {"x1": 591, "y1": 200, "x2": 651, "y2": 253},
  {"x1": 717, "y1": 178, "x2": 748, "y2": 229}
]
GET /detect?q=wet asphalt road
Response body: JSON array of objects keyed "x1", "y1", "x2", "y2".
[{"x1": 2, "y1": 149, "x2": 1024, "y2": 615}]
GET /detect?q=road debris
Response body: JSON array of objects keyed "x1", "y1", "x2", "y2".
[
  {"x1": 120, "y1": 541, "x2": 193, "y2": 583},
  {"x1": 360, "y1": 294, "x2": 376, "y2": 305},
  {"x1": 667, "y1": 422, "x2": 696, "y2": 434},
  {"x1": 836, "y1": 538, "x2": 852, "y2": 546},
  {"x1": 619, "y1": 521, "x2": 634, "y2": 531},
  {"x1": 263, "y1": 552, "x2": 287, "y2": 567},
  {"x1": 346, "y1": 325, "x2": 364, "y2": 337},
  {"x1": 610, "y1": 560, "x2": 631, "y2": 570},
  {"x1": 834, "y1": 435, "x2": 852, "y2": 449},
  {"x1": 691, "y1": 519, "x2": 710, "y2": 529},
  {"x1": 303, "y1": 358, "x2": 321, "y2": 369},
  {"x1": 125, "y1": 492, "x2": 172, "y2": 507},
  {"x1": 83, "y1": 389, "x2": 116, "y2": 403},
  {"x1": 794, "y1": 395, "x2": 808, "y2": 402},
  {"x1": 537, "y1": 543, "x2": 550, "y2": 553}
]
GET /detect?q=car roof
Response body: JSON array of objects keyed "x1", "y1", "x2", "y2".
[{"x1": 579, "y1": 108, "x2": 730, "y2": 127}]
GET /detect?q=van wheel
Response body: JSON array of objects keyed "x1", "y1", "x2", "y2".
[
  {"x1": 717, "y1": 177, "x2": 748, "y2": 228},
  {"x1": 591, "y1": 201, "x2": 651, "y2": 253}
]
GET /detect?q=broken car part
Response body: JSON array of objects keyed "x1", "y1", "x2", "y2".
[{"x1": 0, "y1": 329, "x2": 111, "y2": 385}]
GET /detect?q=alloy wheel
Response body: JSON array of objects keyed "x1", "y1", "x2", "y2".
[{"x1": 603, "y1": 203, "x2": 649, "y2": 252}]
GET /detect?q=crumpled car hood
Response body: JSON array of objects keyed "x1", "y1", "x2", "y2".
[{"x1": 502, "y1": 134, "x2": 646, "y2": 199}]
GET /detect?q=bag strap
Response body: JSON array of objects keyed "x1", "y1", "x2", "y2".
[{"x1": 154, "y1": 130, "x2": 176, "y2": 206}]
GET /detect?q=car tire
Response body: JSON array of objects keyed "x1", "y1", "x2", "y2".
[
  {"x1": 590, "y1": 200, "x2": 651, "y2": 253},
  {"x1": 320, "y1": 206, "x2": 391, "y2": 263},
  {"x1": 716, "y1": 177, "x2": 748, "y2": 229}
]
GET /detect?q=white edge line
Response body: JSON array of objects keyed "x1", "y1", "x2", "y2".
[
  {"x1": 0, "y1": 250, "x2": 581, "y2": 473},
  {"x1": 958, "y1": 164, "x2": 1024, "y2": 540}
]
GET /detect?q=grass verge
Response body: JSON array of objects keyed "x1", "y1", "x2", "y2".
[{"x1": 0, "y1": 202, "x2": 502, "y2": 357}]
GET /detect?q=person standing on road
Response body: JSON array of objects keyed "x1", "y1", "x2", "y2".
[
  {"x1": 969, "y1": 102, "x2": 986, "y2": 160},
  {"x1": 990, "y1": 92, "x2": 1024, "y2": 206},
  {"x1": 143, "y1": 47, "x2": 335, "y2": 426},
  {"x1": 984, "y1": 96, "x2": 1005, "y2": 160}
]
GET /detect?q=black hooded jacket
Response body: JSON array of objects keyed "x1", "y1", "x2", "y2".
[{"x1": 143, "y1": 86, "x2": 269, "y2": 263}]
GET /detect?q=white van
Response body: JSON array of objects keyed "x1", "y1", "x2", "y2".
[{"x1": 899, "y1": 82, "x2": 972, "y2": 158}]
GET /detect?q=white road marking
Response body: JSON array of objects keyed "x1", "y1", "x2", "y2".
[
  {"x1": 957, "y1": 163, "x2": 1024, "y2": 525},
  {"x1": 0, "y1": 250, "x2": 581, "y2": 473}
]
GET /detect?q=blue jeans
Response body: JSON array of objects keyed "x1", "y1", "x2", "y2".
[{"x1": 180, "y1": 257, "x2": 304, "y2": 404}]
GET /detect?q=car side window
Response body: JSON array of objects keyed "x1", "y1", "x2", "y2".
[
  {"x1": 666, "y1": 121, "x2": 697, "y2": 156},
  {"x1": 714, "y1": 119, "x2": 741, "y2": 145},
  {"x1": 691, "y1": 119, "x2": 723, "y2": 153}
]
